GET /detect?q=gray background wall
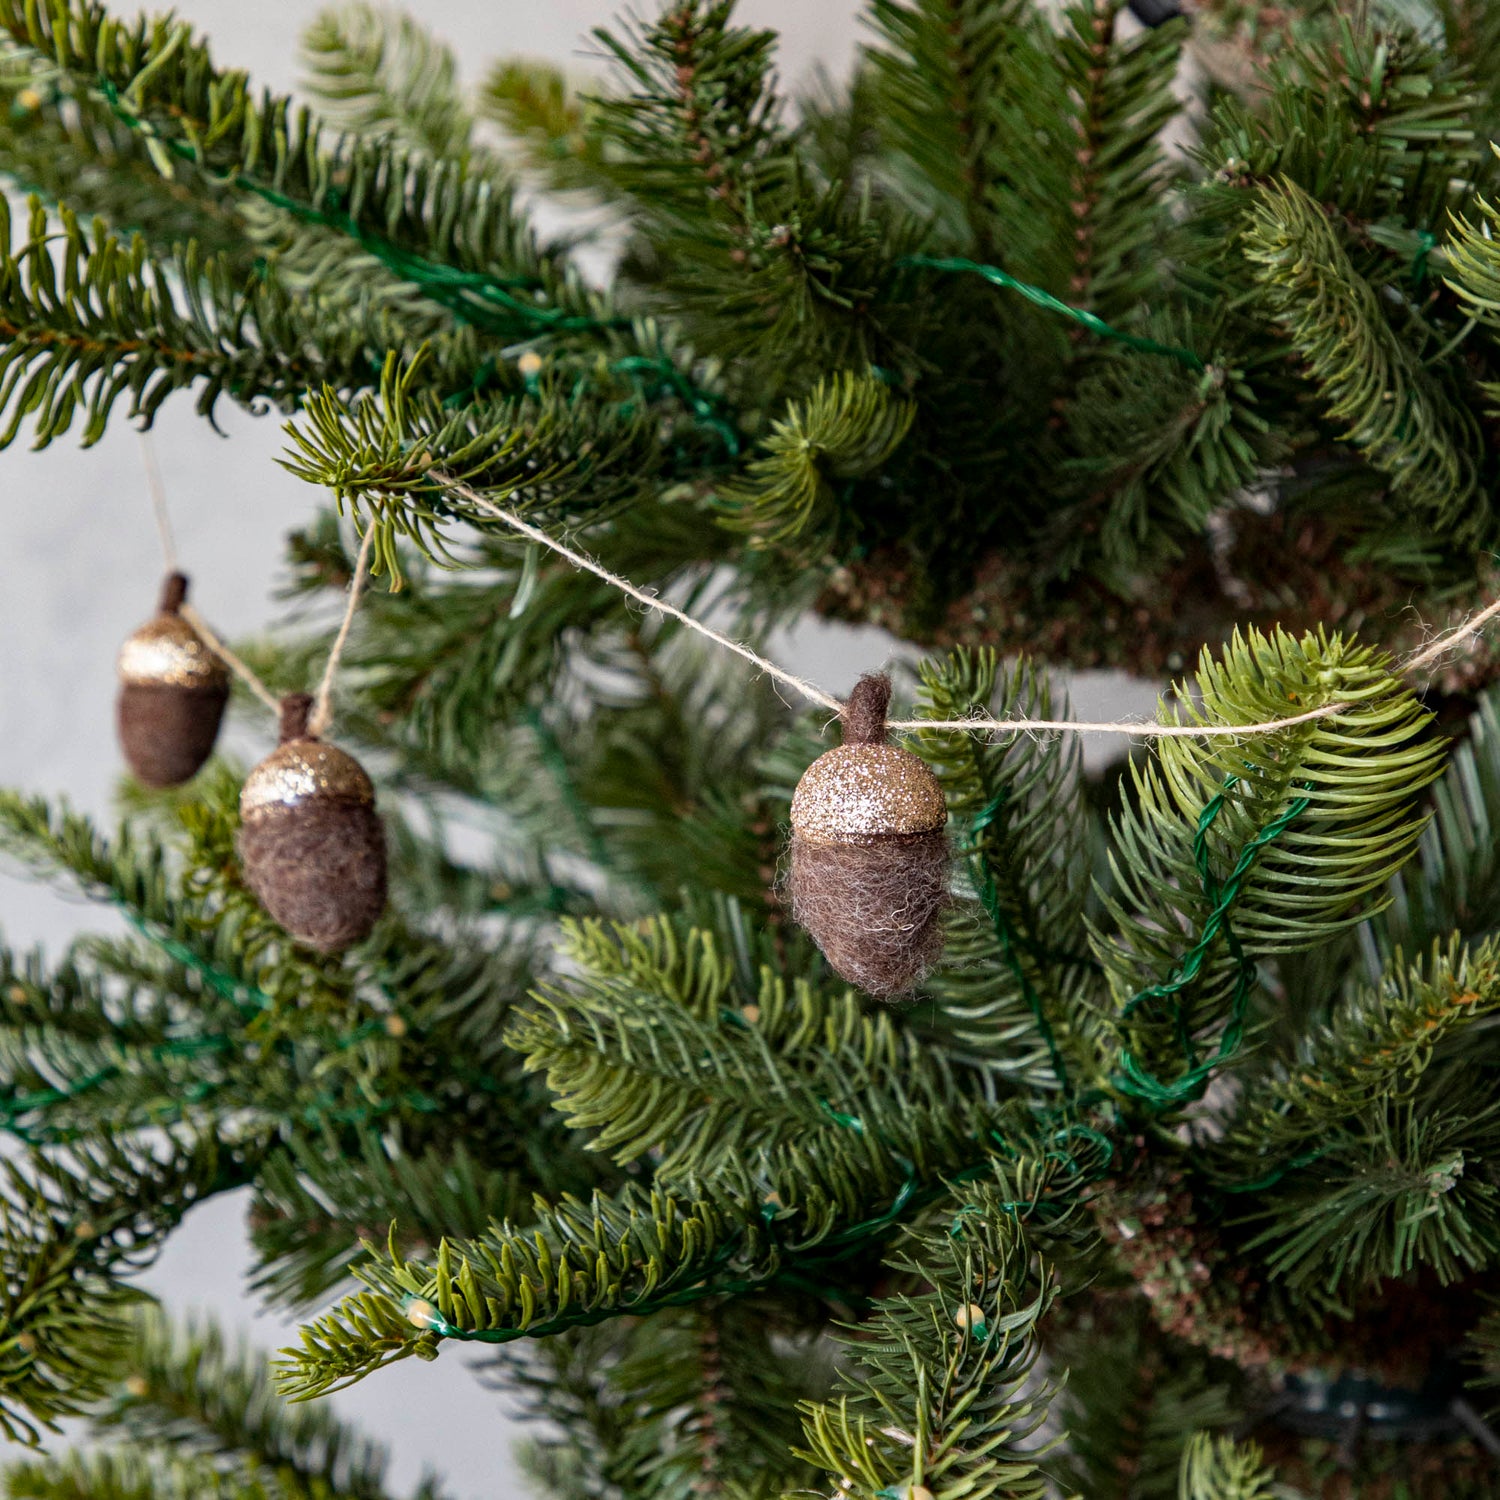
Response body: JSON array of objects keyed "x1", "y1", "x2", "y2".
[{"x1": 0, "y1": 2, "x2": 1152, "y2": 1492}]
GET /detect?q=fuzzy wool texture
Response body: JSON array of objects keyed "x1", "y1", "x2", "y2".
[
  {"x1": 788, "y1": 671, "x2": 950, "y2": 997},
  {"x1": 840, "y1": 672, "x2": 893, "y2": 746},
  {"x1": 788, "y1": 830, "x2": 949, "y2": 997},
  {"x1": 117, "y1": 680, "x2": 229, "y2": 788},
  {"x1": 238, "y1": 798, "x2": 387, "y2": 952},
  {"x1": 238, "y1": 693, "x2": 388, "y2": 951}
]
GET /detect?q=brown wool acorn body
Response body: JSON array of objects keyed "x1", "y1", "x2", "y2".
[
  {"x1": 238, "y1": 694, "x2": 387, "y2": 952},
  {"x1": 788, "y1": 673, "x2": 949, "y2": 998},
  {"x1": 116, "y1": 572, "x2": 229, "y2": 788}
]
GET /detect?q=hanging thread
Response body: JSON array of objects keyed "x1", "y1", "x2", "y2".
[
  {"x1": 138, "y1": 448, "x2": 379, "y2": 725},
  {"x1": 139, "y1": 431, "x2": 178, "y2": 573},
  {"x1": 432, "y1": 472, "x2": 844, "y2": 716},
  {"x1": 309, "y1": 524, "x2": 376, "y2": 738},
  {"x1": 174, "y1": 605, "x2": 283, "y2": 717},
  {"x1": 427, "y1": 471, "x2": 1500, "y2": 739}
]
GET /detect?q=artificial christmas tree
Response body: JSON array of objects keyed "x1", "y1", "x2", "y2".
[{"x1": 8, "y1": 0, "x2": 1500, "y2": 1495}]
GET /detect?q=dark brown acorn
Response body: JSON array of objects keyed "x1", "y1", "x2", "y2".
[
  {"x1": 787, "y1": 673, "x2": 949, "y2": 998},
  {"x1": 116, "y1": 572, "x2": 230, "y2": 788},
  {"x1": 238, "y1": 694, "x2": 387, "y2": 952}
]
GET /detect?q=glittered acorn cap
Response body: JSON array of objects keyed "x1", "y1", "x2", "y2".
[
  {"x1": 117, "y1": 573, "x2": 230, "y2": 692},
  {"x1": 239, "y1": 696, "x2": 375, "y2": 820},
  {"x1": 790, "y1": 676, "x2": 946, "y2": 845}
]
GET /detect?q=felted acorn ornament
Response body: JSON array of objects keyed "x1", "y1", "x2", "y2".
[
  {"x1": 238, "y1": 694, "x2": 387, "y2": 952},
  {"x1": 116, "y1": 572, "x2": 230, "y2": 788},
  {"x1": 788, "y1": 673, "x2": 949, "y2": 998}
]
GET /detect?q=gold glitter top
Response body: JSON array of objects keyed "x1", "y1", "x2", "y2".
[
  {"x1": 240, "y1": 739, "x2": 375, "y2": 818},
  {"x1": 791, "y1": 743, "x2": 946, "y2": 843},
  {"x1": 117, "y1": 614, "x2": 229, "y2": 689}
]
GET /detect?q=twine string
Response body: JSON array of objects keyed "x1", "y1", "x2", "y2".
[
  {"x1": 137, "y1": 446, "x2": 378, "y2": 729},
  {"x1": 433, "y1": 473, "x2": 844, "y2": 715},
  {"x1": 429, "y1": 471, "x2": 1500, "y2": 738},
  {"x1": 1403, "y1": 592, "x2": 1500, "y2": 673},
  {"x1": 139, "y1": 432, "x2": 178, "y2": 573},
  {"x1": 309, "y1": 524, "x2": 376, "y2": 738},
  {"x1": 175, "y1": 603, "x2": 282, "y2": 716}
]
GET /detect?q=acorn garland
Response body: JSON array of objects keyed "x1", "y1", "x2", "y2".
[
  {"x1": 788, "y1": 673, "x2": 949, "y2": 998},
  {"x1": 116, "y1": 571, "x2": 229, "y2": 788},
  {"x1": 238, "y1": 694, "x2": 387, "y2": 952}
]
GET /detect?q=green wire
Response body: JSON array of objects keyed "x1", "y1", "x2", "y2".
[
  {"x1": 896, "y1": 254, "x2": 1206, "y2": 371},
  {"x1": 95, "y1": 80, "x2": 623, "y2": 339},
  {"x1": 120, "y1": 908, "x2": 271, "y2": 1015},
  {"x1": 1114, "y1": 776, "x2": 1309, "y2": 1109}
]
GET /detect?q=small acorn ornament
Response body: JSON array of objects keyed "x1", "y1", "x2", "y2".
[
  {"x1": 238, "y1": 693, "x2": 387, "y2": 951},
  {"x1": 116, "y1": 572, "x2": 230, "y2": 788},
  {"x1": 788, "y1": 673, "x2": 949, "y2": 998}
]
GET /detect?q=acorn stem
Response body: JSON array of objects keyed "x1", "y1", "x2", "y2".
[
  {"x1": 279, "y1": 693, "x2": 315, "y2": 744},
  {"x1": 158, "y1": 571, "x2": 189, "y2": 615},
  {"x1": 841, "y1": 674, "x2": 892, "y2": 746}
]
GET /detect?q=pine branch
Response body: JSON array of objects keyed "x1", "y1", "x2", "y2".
[
  {"x1": 1208, "y1": 936, "x2": 1500, "y2": 1182},
  {"x1": 0, "y1": 950, "x2": 224, "y2": 1143},
  {"x1": 913, "y1": 650, "x2": 1097, "y2": 1093},
  {"x1": 1367, "y1": 682, "x2": 1500, "y2": 961},
  {"x1": 794, "y1": 1169, "x2": 1059, "y2": 1500},
  {"x1": 479, "y1": 61, "x2": 612, "y2": 199},
  {"x1": 1054, "y1": 350, "x2": 1271, "y2": 576},
  {"x1": 512, "y1": 916, "x2": 990, "y2": 1183},
  {"x1": 591, "y1": 1, "x2": 897, "y2": 373},
  {"x1": 91, "y1": 1307, "x2": 449, "y2": 1500},
  {"x1": 1200, "y1": 18, "x2": 1482, "y2": 235},
  {"x1": 1051, "y1": 1299, "x2": 1244, "y2": 1500},
  {"x1": 863, "y1": 0, "x2": 1037, "y2": 258},
  {"x1": 1177, "y1": 1433, "x2": 1277, "y2": 1500},
  {"x1": 1238, "y1": 1085, "x2": 1500, "y2": 1295},
  {"x1": 5, "y1": 1447, "x2": 254, "y2": 1499},
  {"x1": 511, "y1": 1303, "x2": 821, "y2": 1500},
  {"x1": 1243, "y1": 177, "x2": 1486, "y2": 540},
  {"x1": 0, "y1": 62, "x2": 252, "y2": 264},
  {"x1": 0, "y1": 1232, "x2": 134, "y2": 1448},
  {"x1": 1436, "y1": 0, "x2": 1500, "y2": 132},
  {"x1": 0, "y1": 195, "x2": 434, "y2": 448},
  {"x1": 300, "y1": 4, "x2": 475, "y2": 165},
  {"x1": 280, "y1": 961, "x2": 1031, "y2": 1405},
  {"x1": 1052, "y1": 0, "x2": 1184, "y2": 322},
  {"x1": 1443, "y1": 193, "x2": 1500, "y2": 415},
  {"x1": 1098, "y1": 627, "x2": 1443, "y2": 1107},
  {"x1": 591, "y1": 1, "x2": 789, "y2": 248},
  {"x1": 248, "y1": 1133, "x2": 536, "y2": 1311},
  {"x1": 717, "y1": 370, "x2": 914, "y2": 545},
  {"x1": 275, "y1": 1180, "x2": 759, "y2": 1399},
  {"x1": 0, "y1": 1135, "x2": 245, "y2": 1445},
  {"x1": 0, "y1": 787, "x2": 344, "y2": 1021},
  {"x1": 0, "y1": 785, "x2": 570, "y2": 1174},
  {"x1": 0, "y1": 0, "x2": 600, "y2": 342},
  {"x1": 280, "y1": 351, "x2": 667, "y2": 581}
]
